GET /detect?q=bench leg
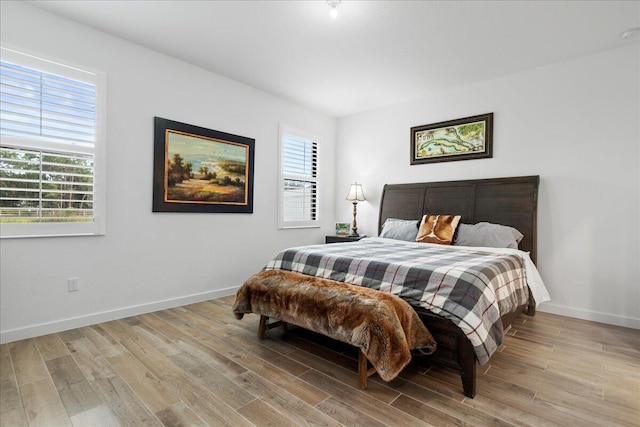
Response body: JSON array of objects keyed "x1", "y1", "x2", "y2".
[
  {"x1": 258, "y1": 315, "x2": 287, "y2": 340},
  {"x1": 358, "y1": 351, "x2": 368, "y2": 388},
  {"x1": 258, "y1": 315, "x2": 268, "y2": 340},
  {"x1": 358, "y1": 350, "x2": 377, "y2": 389}
]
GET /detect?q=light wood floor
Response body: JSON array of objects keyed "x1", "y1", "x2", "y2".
[{"x1": 1, "y1": 296, "x2": 638, "y2": 427}]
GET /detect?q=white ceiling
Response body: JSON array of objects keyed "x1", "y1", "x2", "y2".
[{"x1": 27, "y1": 0, "x2": 640, "y2": 117}]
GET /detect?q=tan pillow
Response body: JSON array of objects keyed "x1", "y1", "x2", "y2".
[{"x1": 416, "y1": 214, "x2": 461, "y2": 245}]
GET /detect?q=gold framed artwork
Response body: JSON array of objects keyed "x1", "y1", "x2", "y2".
[
  {"x1": 153, "y1": 117, "x2": 254, "y2": 213},
  {"x1": 410, "y1": 113, "x2": 493, "y2": 165}
]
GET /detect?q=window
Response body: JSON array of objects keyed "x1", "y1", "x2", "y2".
[
  {"x1": 0, "y1": 47, "x2": 106, "y2": 238},
  {"x1": 278, "y1": 125, "x2": 319, "y2": 228}
]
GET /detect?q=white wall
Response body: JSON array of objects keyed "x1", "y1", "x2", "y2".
[
  {"x1": 0, "y1": 2, "x2": 337, "y2": 343},
  {"x1": 336, "y1": 45, "x2": 640, "y2": 329},
  {"x1": 2, "y1": 3, "x2": 637, "y2": 343}
]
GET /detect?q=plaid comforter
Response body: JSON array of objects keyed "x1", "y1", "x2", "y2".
[{"x1": 264, "y1": 239, "x2": 530, "y2": 364}]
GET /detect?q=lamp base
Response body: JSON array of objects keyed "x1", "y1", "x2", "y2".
[{"x1": 350, "y1": 201, "x2": 359, "y2": 238}]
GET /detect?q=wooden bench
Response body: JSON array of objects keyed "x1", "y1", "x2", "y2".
[
  {"x1": 232, "y1": 270, "x2": 437, "y2": 389},
  {"x1": 257, "y1": 315, "x2": 378, "y2": 389}
]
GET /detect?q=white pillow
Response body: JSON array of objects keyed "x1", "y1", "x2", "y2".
[
  {"x1": 379, "y1": 218, "x2": 420, "y2": 241},
  {"x1": 454, "y1": 222, "x2": 523, "y2": 249}
]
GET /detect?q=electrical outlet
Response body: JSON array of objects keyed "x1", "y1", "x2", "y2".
[{"x1": 68, "y1": 277, "x2": 79, "y2": 292}]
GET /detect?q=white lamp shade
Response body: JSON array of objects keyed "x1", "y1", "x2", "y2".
[{"x1": 346, "y1": 183, "x2": 366, "y2": 201}]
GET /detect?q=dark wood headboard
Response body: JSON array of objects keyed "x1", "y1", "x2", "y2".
[{"x1": 378, "y1": 176, "x2": 539, "y2": 264}]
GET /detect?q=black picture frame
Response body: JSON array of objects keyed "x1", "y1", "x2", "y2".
[
  {"x1": 153, "y1": 117, "x2": 254, "y2": 213},
  {"x1": 410, "y1": 113, "x2": 493, "y2": 165}
]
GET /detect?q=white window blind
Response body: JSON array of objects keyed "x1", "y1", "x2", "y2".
[
  {"x1": 279, "y1": 126, "x2": 319, "y2": 228},
  {"x1": 0, "y1": 47, "x2": 105, "y2": 238}
]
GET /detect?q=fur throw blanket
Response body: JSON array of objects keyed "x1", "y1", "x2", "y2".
[{"x1": 233, "y1": 270, "x2": 436, "y2": 382}]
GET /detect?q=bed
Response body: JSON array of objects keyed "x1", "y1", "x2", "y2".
[
  {"x1": 239, "y1": 175, "x2": 547, "y2": 397},
  {"x1": 373, "y1": 175, "x2": 544, "y2": 397}
]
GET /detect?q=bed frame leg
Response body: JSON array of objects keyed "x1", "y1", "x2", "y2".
[
  {"x1": 459, "y1": 335, "x2": 476, "y2": 398},
  {"x1": 526, "y1": 288, "x2": 536, "y2": 316}
]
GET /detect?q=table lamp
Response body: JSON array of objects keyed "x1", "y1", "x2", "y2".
[{"x1": 345, "y1": 182, "x2": 366, "y2": 237}]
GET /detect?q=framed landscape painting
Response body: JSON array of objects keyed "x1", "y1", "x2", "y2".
[
  {"x1": 410, "y1": 113, "x2": 493, "y2": 165},
  {"x1": 153, "y1": 117, "x2": 254, "y2": 213}
]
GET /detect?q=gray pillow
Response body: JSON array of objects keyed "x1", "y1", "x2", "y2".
[
  {"x1": 454, "y1": 222, "x2": 524, "y2": 249},
  {"x1": 379, "y1": 218, "x2": 420, "y2": 241}
]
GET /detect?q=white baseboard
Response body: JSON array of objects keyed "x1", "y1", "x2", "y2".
[
  {"x1": 538, "y1": 303, "x2": 640, "y2": 330},
  {"x1": 0, "y1": 286, "x2": 240, "y2": 344},
  {"x1": 4, "y1": 290, "x2": 637, "y2": 343}
]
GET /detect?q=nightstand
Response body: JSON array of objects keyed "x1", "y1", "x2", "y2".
[{"x1": 325, "y1": 235, "x2": 365, "y2": 244}]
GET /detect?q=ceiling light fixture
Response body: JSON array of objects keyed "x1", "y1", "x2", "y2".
[{"x1": 328, "y1": 0, "x2": 341, "y2": 19}]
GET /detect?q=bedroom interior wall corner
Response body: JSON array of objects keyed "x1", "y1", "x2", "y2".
[
  {"x1": 335, "y1": 44, "x2": 640, "y2": 329},
  {"x1": 0, "y1": 1, "x2": 338, "y2": 343}
]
